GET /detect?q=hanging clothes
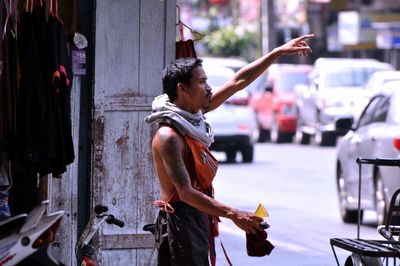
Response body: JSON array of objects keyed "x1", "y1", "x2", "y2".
[
  {"x1": 175, "y1": 20, "x2": 198, "y2": 59},
  {"x1": 42, "y1": 9, "x2": 74, "y2": 177},
  {"x1": 17, "y1": 4, "x2": 48, "y2": 163},
  {"x1": 1, "y1": 9, "x2": 19, "y2": 161},
  {"x1": 1, "y1": 1, "x2": 74, "y2": 178},
  {"x1": 1, "y1": 0, "x2": 75, "y2": 214},
  {"x1": 175, "y1": 39, "x2": 197, "y2": 59}
]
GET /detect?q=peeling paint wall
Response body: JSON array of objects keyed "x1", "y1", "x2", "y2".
[
  {"x1": 49, "y1": 77, "x2": 81, "y2": 265},
  {"x1": 93, "y1": 0, "x2": 176, "y2": 264}
]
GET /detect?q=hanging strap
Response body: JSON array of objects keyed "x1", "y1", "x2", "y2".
[
  {"x1": 12, "y1": 0, "x2": 17, "y2": 35},
  {"x1": 49, "y1": 0, "x2": 53, "y2": 15},
  {"x1": 54, "y1": 0, "x2": 59, "y2": 18},
  {"x1": 24, "y1": 0, "x2": 29, "y2": 12},
  {"x1": 2, "y1": 0, "x2": 19, "y2": 39},
  {"x1": 220, "y1": 237, "x2": 233, "y2": 266},
  {"x1": 153, "y1": 191, "x2": 176, "y2": 213},
  {"x1": 179, "y1": 22, "x2": 185, "y2": 41},
  {"x1": 153, "y1": 199, "x2": 175, "y2": 213},
  {"x1": 210, "y1": 233, "x2": 233, "y2": 266},
  {"x1": 49, "y1": 0, "x2": 58, "y2": 17},
  {"x1": 2, "y1": 0, "x2": 11, "y2": 39},
  {"x1": 29, "y1": 0, "x2": 33, "y2": 13}
]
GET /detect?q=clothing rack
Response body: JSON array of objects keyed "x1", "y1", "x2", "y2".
[{"x1": 2, "y1": 0, "x2": 61, "y2": 39}]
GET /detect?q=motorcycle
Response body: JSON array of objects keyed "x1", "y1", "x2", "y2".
[{"x1": 0, "y1": 200, "x2": 65, "y2": 266}]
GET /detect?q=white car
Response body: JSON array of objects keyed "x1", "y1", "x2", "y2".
[
  {"x1": 202, "y1": 63, "x2": 258, "y2": 163},
  {"x1": 364, "y1": 71, "x2": 400, "y2": 92},
  {"x1": 335, "y1": 81, "x2": 400, "y2": 225},
  {"x1": 296, "y1": 57, "x2": 394, "y2": 146},
  {"x1": 201, "y1": 57, "x2": 247, "y2": 72},
  {"x1": 350, "y1": 70, "x2": 400, "y2": 121}
]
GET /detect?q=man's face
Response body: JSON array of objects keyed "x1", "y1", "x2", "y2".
[{"x1": 183, "y1": 66, "x2": 212, "y2": 111}]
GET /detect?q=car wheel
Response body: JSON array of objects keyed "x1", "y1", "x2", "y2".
[
  {"x1": 318, "y1": 131, "x2": 337, "y2": 147},
  {"x1": 337, "y1": 164, "x2": 362, "y2": 223},
  {"x1": 277, "y1": 132, "x2": 294, "y2": 143},
  {"x1": 258, "y1": 128, "x2": 271, "y2": 143},
  {"x1": 276, "y1": 132, "x2": 284, "y2": 143},
  {"x1": 226, "y1": 149, "x2": 236, "y2": 163},
  {"x1": 298, "y1": 131, "x2": 311, "y2": 145},
  {"x1": 241, "y1": 145, "x2": 253, "y2": 163},
  {"x1": 375, "y1": 171, "x2": 387, "y2": 225},
  {"x1": 295, "y1": 110, "x2": 309, "y2": 145},
  {"x1": 271, "y1": 113, "x2": 279, "y2": 143}
]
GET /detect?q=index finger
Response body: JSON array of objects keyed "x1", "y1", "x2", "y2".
[{"x1": 296, "y1": 34, "x2": 315, "y2": 42}]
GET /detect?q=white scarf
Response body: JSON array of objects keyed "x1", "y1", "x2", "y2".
[{"x1": 144, "y1": 94, "x2": 214, "y2": 147}]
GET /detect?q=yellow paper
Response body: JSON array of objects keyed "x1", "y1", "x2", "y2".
[{"x1": 254, "y1": 203, "x2": 269, "y2": 218}]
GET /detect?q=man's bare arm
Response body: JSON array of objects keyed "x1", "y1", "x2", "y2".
[
  {"x1": 155, "y1": 129, "x2": 263, "y2": 233},
  {"x1": 205, "y1": 34, "x2": 314, "y2": 112}
]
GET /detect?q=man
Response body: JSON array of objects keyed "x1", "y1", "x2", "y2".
[{"x1": 145, "y1": 34, "x2": 314, "y2": 266}]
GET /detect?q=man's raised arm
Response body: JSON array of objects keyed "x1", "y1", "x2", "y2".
[{"x1": 205, "y1": 34, "x2": 314, "y2": 112}]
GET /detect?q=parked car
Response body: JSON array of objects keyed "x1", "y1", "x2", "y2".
[
  {"x1": 295, "y1": 57, "x2": 394, "y2": 146},
  {"x1": 250, "y1": 64, "x2": 312, "y2": 143},
  {"x1": 364, "y1": 70, "x2": 400, "y2": 92},
  {"x1": 201, "y1": 56, "x2": 247, "y2": 72},
  {"x1": 201, "y1": 57, "x2": 266, "y2": 95},
  {"x1": 202, "y1": 63, "x2": 258, "y2": 163},
  {"x1": 354, "y1": 70, "x2": 400, "y2": 117},
  {"x1": 335, "y1": 81, "x2": 400, "y2": 225}
]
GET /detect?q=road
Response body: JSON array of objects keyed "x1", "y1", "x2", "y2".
[{"x1": 212, "y1": 143, "x2": 381, "y2": 266}]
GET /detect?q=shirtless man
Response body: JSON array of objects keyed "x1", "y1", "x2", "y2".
[{"x1": 145, "y1": 34, "x2": 314, "y2": 266}]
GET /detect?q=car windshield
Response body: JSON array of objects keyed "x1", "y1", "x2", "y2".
[
  {"x1": 275, "y1": 72, "x2": 309, "y2": 92},
  {"x1": 324, "y1": 67, "x2": 389, "y2": 88}
]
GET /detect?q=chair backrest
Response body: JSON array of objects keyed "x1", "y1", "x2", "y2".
[{"x1": 384, "y1": 188, "x2": 400, "y2": 235}]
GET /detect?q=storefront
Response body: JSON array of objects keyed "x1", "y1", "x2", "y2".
[{"x1": 0, "y1": 0, "x2": 175, "y2": 264}]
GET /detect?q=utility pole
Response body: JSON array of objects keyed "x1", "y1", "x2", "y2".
[
  {"x1": 261, "y1": 0, "x2": 276, "y2": 54},
  {"x1": 231, "y1": 0, "x2": 240, "y2": 25}
]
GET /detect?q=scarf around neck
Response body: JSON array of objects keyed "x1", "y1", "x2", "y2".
[{"x1": 144, "y1": 94, "x2": 214, "y2": 147}]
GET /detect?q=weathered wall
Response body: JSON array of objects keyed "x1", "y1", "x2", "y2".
[
  {"x1": 49, "y1": 77, "x2": 81, "y2": 265},
  {"x1": 93, "y1": 0, "x2": 176, "y2": 264}
]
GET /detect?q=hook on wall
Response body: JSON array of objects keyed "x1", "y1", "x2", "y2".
[{"x1": 176, "y1": 5, "x2": 204, "y2": 41}]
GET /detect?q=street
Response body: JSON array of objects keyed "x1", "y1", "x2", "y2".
[{"x1": 212, "y1": 143, "x2": 382, "y2": 266}]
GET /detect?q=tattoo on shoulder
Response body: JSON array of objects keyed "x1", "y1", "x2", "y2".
[{"x1": 160, "y1": 136, "x2": 189, "y2": 186}]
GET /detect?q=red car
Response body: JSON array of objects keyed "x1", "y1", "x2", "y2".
[{"x1": 250, "y1": 64, "x2": 312, "y2": 143}]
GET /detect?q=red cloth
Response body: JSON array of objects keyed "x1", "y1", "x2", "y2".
[
  {"x1": 246, "y1": 229, "x2": 275, "y2": 257},
  {"x1": 175, "y1": 39, "x2": 197, "y2": 59}
]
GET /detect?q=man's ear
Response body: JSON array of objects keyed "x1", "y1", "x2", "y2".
[{"x1": 177, "y1": 82, "x2": 187, "y2": 93}]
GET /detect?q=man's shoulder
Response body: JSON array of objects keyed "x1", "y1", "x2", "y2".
[
  {"x1": 156, "y1": 124, "x2": 181, "y2": 137},
  {"x1": 154, "y1": 125, "x2": 184, "y2": 147}
]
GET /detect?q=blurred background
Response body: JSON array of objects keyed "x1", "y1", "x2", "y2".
[
  {"x1": 176, "y1": 0, "x2": 400, "y2": 68},
  {"x1": 174, "y1": 1, "x2": 400, "y2": 265}
]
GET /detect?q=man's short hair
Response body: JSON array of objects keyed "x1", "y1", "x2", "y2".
[{"x1": 162, "y1": 58, "x2": 203, "y2": 102}]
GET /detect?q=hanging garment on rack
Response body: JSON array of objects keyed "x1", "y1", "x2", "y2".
[
  {"x1": 40, "y1": 11, "x2": 74, "y2": 177},
  {"x1": 1, "y1": 14, "x2": 19, "y2": 161},
  {"x1": 17, "y1": 5, "x2": 48, "y2": 163},
  {"x1": 3, "y1": 2, "x2": 75, "y2": 177}
]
